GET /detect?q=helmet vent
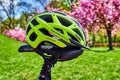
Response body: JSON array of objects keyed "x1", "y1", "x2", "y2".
[
  {"x1": 40, "y1": 41, "x2": 55, "y2": 46},
  {"x1": 67, "y1": 33, "x2": 78, "y2": 42},
  {"x1": 73, "y1": 28, "x2": 83, "y2": 40},
  {"x1": 26, "y1": 25, "x2": 31, "y2": 34},
  {"x1": 54, "y1": 28, "x2": 63, "y2": 34},
  {"x1": 29, "y1": 32, "x2": 37, "y2": 41},
  {"x1": 57, "y1": 16, "x2": 72, "y2": 27},
  {"x1": 72, "y1": 19, "x2": 80, "y2": 27},
  {"x1": 31, "y1": 19, "x2": 39, "y2": 26},
  {"x1": 39, "y1": 15, "x2": 53, "y2": 23},
  {"x1": 72, "y1": 19, "x2": 86, "y2": 40},
  {"x1": 39, "y1": 28, "x2": 53, "y2": 37}
]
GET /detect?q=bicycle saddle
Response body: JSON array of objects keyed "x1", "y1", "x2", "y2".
[{"x1": 18, "y1": 45, "x2": 83, "y2": 61}]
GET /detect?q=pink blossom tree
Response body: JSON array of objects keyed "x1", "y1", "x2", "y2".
[
  {"x1": 45, "y1": 0, "x2": 120, "y2": 50},
  {"x1": 69, "y1": 0, "x2": 120, "y2": 50}
]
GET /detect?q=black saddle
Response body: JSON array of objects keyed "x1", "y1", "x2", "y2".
[{"x1": 18, "y1": 45, "x2": 83, "y2": 61}]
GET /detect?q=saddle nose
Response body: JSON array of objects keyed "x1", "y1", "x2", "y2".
[{"x1": 18, "y1": 45, "x2": 35, "y2": 52}]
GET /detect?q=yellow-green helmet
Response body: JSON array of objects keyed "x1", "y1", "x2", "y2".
[{"x1": 26, "y1": 11, "x2": 86, "y2": 49}]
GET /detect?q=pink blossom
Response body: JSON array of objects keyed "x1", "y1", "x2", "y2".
[
  {"x1": 112, "y1": 29, "x2": 118, "y2": 35},
  {"x1": 3, "y1": 29, "x2": 26, "y2": 42}
]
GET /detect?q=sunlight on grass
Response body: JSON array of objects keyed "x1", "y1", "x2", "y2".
[{"x1": 0, "y1": 34, "x2": 120, "y2": 80}]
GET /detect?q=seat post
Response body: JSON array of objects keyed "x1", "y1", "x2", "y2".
[
  {"x1": 38, "y1": 56, "x2": 58, "y2": 80},
  {"x1": 38, "y1": 58, "x2": 52, "y2": 80}
]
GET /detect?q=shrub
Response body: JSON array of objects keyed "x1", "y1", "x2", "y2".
[{"x1": 3, "y1": 28, "x2": 26, "y2": 42}]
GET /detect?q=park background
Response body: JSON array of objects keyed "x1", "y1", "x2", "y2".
[{"x1": 0, "y1": 0, "x2": 120, "y2": 80}]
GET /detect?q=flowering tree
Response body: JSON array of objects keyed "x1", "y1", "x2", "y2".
[
  {"x1": 69, "y1": 0, "x2": 120, "y2": 50},
  {"x1": 47, "y1": 0, "x2": 120, "y2": 50}
]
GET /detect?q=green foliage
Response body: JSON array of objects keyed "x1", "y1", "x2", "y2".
[
  {"x1": 0, "y1": 18, "x2": 18, "y2": 31},
  {"x1": 18, "y1": 13, "x2": 30, "y2": 29},
  {"x1": 50, "y1": 0, "x2": 78, "y2": 11},
  {"x1": 90, "y1": 34, "x2": 120, "y2": 43},
  {"x1": 0, "y1": 34, "x2": 120, "y2": 80},
  {"x1": 93, "y1": 34, "x2": 108, "y2": 43},
  {"x1": 116, "y1": 35, "x2": 120, "y2": 42},
  {"x1": 0, "y1": 13, "x2": 30, "y2": 31}
]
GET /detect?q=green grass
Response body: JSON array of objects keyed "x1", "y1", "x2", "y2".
[{"x1": 0, "y1": 34, "x2": 120, "y2": 80}]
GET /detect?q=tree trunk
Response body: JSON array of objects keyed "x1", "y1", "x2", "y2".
[
  {"x1": 107, "y1": 29, "x2": 114, "y2": 50},
  {"x1": 92, "y1": 33, "x2": 95, "y2": 44}
]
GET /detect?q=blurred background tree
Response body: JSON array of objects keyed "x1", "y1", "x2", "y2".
[
  {"x1": 49, "y1": 0, "x2": 78, "y2": 11},
  {"x1": 0, "y1": 0, "x2": 50, "y2": 32},
  {"x1": 0, "y1": 0, "x2": 15, "y2": 29}
]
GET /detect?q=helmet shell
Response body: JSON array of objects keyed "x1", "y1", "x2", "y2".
[{"x1": 26, "y1": 11, "x2": 86, "y2": 48}]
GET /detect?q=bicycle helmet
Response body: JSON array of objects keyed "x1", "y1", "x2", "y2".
[{"x1": 26, "y1": 11, "x2": 86, "y2": 49}]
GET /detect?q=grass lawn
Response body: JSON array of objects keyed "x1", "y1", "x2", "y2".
[{"x1": 0, "y1": 34, "x2": 120, "y2": 80}]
